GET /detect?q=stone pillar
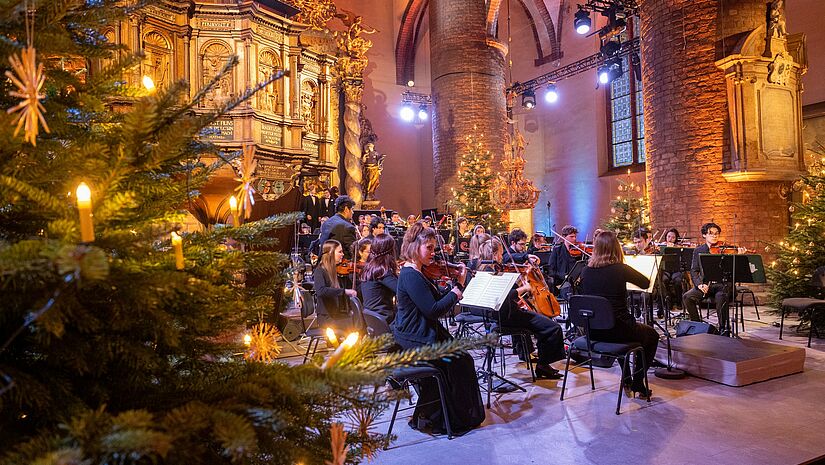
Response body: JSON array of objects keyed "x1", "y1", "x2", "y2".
[
  {"x1": 429, "y1": 0, "x2": 507, "y2": 207},
  {"x1": 640, "y1": 0, "x2": 788, "y2": 249}
]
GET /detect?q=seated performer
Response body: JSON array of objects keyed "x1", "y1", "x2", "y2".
[
  {"x1": 313, "y1": 240, "x2": 358, "y2": 330},
  {"x1": 360, "y1": 233, "x2": 398, "y2": 324},
  {"x1": 630, "y1": 228, "x2": 660, "y2": 255},
  {"x1": 682, "y1": 223, "x2": 746, "y2": 335},
  {"x1": 467, "y1": 233, "x2": 491, "y2": 271},
  {"x1": 391, "y1": 221, "x2": 485, "y2": 435},
  {"x1": 456, "y1": 217, "x2": 471, "y2": 238},
  {"x1": 477, "y1": 238, "x2": 565, "y2": 379},
  {"x1": 665, "y1": 228, "x2": 681, "y2": 247},
  {"x1": 368, "y1": 216, "x2": 386, "y2": 238},
  {"x1": 579, "y1": 231, "x2": 657, "y2": 399},
  {"x1": 527, "y1": 232, "x2": 550, "y2": 253},
  {"x1": 661, "y1": 227, "x2": 685, "y2": 311},
  {"x1": 548, "y1": 225, "x2": 584, "y2": 295},
  {"x1": 504, "y1": 229, "x2": 540, "y2": 265}
]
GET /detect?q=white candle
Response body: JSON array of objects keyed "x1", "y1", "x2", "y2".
[
  {"x1": 321, "y1": 332, "x2": 359, "y2": 369},
  {"x1": 171, "y1": 231, "x2": 184, "y2": 270},
  {"x1": 76, "y1": 182, "x2": 94, "y2": 243},
  {"x1": 229, "y1": 195, "x2": 240, "y2": 227},
  {"x1": 325, "y1": 328, "x2": 339, "y2": 348}
]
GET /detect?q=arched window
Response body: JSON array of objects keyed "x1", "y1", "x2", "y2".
[{"x1": 607, "y1": 17, "x2": 644, "y2": 171}]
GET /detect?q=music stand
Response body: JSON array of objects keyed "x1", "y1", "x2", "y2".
[{"x1": 699, "y1": 254, "x2": 755, "y2": 336}]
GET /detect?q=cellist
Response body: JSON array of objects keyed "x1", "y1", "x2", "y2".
[{"x1": 476, "y1": 237, "x2": 566, "y2": 380}]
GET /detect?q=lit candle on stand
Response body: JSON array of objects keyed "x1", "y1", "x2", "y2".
[
  {"x1": 325, "y1": 328, "x2": 339, "y2": 348},
  {"x1": 171, "y1": 231, "x2": 184, "y2": 270},
  {"x1": 75, "y1": 182, "x2": 94, "y2": 242},
  {"x1": 321, "y1": 332, "x2": 359, "y2": 370},
  {"x1": 229, "y1": 195, "x2": 240, "y2": 227}
]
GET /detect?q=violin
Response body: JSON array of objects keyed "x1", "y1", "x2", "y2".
[
  {"x1": 567, "y1": 242, "x2": 594, "y2": 257},
  {"x1": 708, "y1": 242, "x2": 754, "y2": 254},
  {"x1": 336, "y1": 259, "x2": 365, "y2": 276},
  {"x1": 422, "y1": 259, "x2": 468, "y2": 286}
]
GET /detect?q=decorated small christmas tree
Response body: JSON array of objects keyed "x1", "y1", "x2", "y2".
[
  {"x1": 602, "y1": 176, "x2": 651, "y2": 242},
  {"x1": 768, "y1": 144, "x2": 825, "y2": 333},
  {"x1": 449, "y1": 128, "x2": 507, "y2": 232}
]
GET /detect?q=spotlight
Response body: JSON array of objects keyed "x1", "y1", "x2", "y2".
[
  {"x1": 544, "y1": 84, "x2": 558, "y2": 103},
  {"x1": 597, "y1": 64, "x2": 610, "y2": 85},
  {"x1": 600, "y1": 39, "x2": 621, "y2": 58},
  {"x1": 400, "y1": 103, "x2": 415, "y2": 122},
  {"x1": 574, "y1": 9, "x2": 591, "y2": 35},
  {"x1": 407, "y1": 80, "x2": 415, "y2": 87},
  {"x1": 521, "y1": 89, "x2": 536, "y2": 109},
  {"x1": 417, "y1": 105, "x2": 428, "y2": 121}
]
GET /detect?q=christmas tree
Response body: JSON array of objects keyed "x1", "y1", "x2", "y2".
[
  {"x1": 601, "y1": 176, "x2": 650, "y2": 242},
  {"x1": 449, "y1": 129, "x2": 507, "y2": 233},
  {"x1": 0, "y1": 2, "x2": 472, "y2": 463},
  {"x1": 767, "y1": 144, "x2": 825, "y2": 333}
]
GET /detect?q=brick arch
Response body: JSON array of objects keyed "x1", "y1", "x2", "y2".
[
  {"x1": 394, "y1": 0, "x2": 429, "y2": 85},
  {"x1": 515, "y1": 0, "x2": 546, "y2": 61},
  {"x1": 533, "y1": 0, "x2": 564, "y2": 63}
]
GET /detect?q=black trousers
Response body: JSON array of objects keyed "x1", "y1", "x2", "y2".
[
  {"x1": 683, "y1": 283, "x2": 732, "y2": 331},
  {"x1": 500, "y1": 293, "x2": 566, "y2": 365},
  {"x1": 661, "y1": 271, "x2": 685, "y2": 309},
  {"x1": 590, "y1": 319, "x2": 659, "y2": 387}
]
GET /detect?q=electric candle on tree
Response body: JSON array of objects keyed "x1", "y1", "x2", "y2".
[
  {"x1": 171, "y1": 231, "x2": 184, "y2": 270},
  {"x1": 229, "y1": 195, "x2": 240, "y2": 227},
  {"x1": 75, "y1": 182, "x2": 94, "y2": 242}
]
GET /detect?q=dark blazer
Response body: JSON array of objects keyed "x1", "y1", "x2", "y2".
[
  {"x1": 549, "y1": 243, "x2": 578, "y2": 283},
  {"x1": 318, "y1": 213, "x2": 357, "y2": 259},
  {"x1": 392, "y1": 267, "x2": 458, "y2": 348},
  {"x1": 312, "y1": 266, "x2": 350, "y2": 327},
  {"x1": 320, "y1": 197, "x2": 335, "y2": 218},
  {"x1": 690, "y1": 243, "x2": 711, "y2": 289},
  {"x1": 301, "y1": 195, "x2": 321, "y2": 227}
]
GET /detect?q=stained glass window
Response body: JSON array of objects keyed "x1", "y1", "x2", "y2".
[{"x1": 608, "y1": 17, "x2": 644, "y2": 170}]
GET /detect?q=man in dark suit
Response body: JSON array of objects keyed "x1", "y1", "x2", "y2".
[
  {"x1": 300, "y1": 184, "x2": 321, "y2": 229},
  {"x1": 320, "y1": 189, "x2": 335, "y2": 218},
  {"x1": 318, "y1": 195, "x2": 357, "y2": 259}
]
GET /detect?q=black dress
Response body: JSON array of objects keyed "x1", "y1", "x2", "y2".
[
  {"x1": 392, "y1": 266, "x2": 485, "y2": 435},
  {"x1": 360, "y1": 274, "x2": 398, "y2": 323},
  {"x1": 312, "y1": 266, "x2": 353, "y2": 330},
  {"x1": 579, "y1": 263, "x2": 659, "y2": 389}
]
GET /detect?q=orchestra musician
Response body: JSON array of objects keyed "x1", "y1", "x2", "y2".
[
  {"x1": 313, "y1": 240, "x2": 358, "y2": 330},
  {"x1": 548, "y1": 225, "x2": 585, "y2": 296},
  {"x1": 391, "y1": 221, "x2": 485, "y2": 435},
  {"x1": 368, "y1": 216, "x2": 386, "y2": 238},
  {"x1": 579, "y1": 231, "x2": 656, "y2": 399},
  {"x1": 682, "y1": 223, "x2": 746, "y2": 335},
  {"x1": 318, "y1": 196, "x2": 357, "y2": 260},
  {"x1": 630, "y1": 228, "x2": 660, "y2": 255},
  {"x1": 359, "y1": 233, "x2": 398, "y2": 323},
  {"x1": 406, "y1": 214, "x2": 417, "y2": 226},
  {"x1": 665, "y1": 228, "x2": 681, "y2": 247},
  {"x1": 390, "y1": 212, "x2": 403, "y2": 227},
  {"x1": 527, "y1": 232, "x2": 550, "y2": 253},
  {"x1": 661, "y1": 227, "x2": 685, "y2": 312},
  {"x1": 467, "y1": 233, "x2": 491, "y2": 271},
  {"x1": 476, "y1": 238, "x2": 565, "y2": 379},
  {"x1": 505, "y1": 229, "x2": 540, "y2": 265},
  {"x1": 456, "y1": 217, "x2": 471, "y2": 238}
]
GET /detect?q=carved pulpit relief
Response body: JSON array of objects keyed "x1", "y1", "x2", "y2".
[
  {"x1": 768, "y1": 51, "x2": 792, "y2": 86},
  {"x1": 258, "y1": 49, "x2": 281, "y2": 112},
  {"x1": 201, "y1": 42, "x2": 233, "y2": 107},
  {"x1": 300, "y1": 80, "x2": 317, "y2": 133},
  {"x1": 143, "y1": 31, "x2": 171, "y2": 90}
]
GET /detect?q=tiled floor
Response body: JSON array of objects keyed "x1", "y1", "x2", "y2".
[{"x1": 369, "y1": 307, "x2": 825, "y2": 465}]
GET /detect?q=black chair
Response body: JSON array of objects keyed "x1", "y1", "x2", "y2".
[
  {"x1": 361, "y1": 308, "x2": 454, "y2": 446},
  {"x1": 780, "y1": 266, "x2": 825, "y2": 348},
  {"x1": 298, "y1": 288, "x2": 326, "y2": 363},
  {"x1": 560, "y1": 295, "x2": 651, "y2": 415}
]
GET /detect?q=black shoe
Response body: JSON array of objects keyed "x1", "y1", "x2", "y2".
[
  {"x1": 632, "y1": 386, "x2": 653, "y2": 400},
  {"x1": 535, "y1": 365, "x2": 563, "y2": 380}
]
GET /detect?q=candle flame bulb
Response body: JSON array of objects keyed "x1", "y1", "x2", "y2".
[
  {"x1": 325, "y1": 327, "x2": 339, "y2": 348},
  {"x1": 229, "y1": 195, "x2": 240, "y2": 227},
  {"x1": 76, "y1": 182, "x2": 94, "y2": 242},
  {"x1": 142, "y1": 75, "x2": 156, "y2": 92},
  {"x1": 243, "y1": 334, "x2": 252, "y2": 346},
  {"x1": 321, "y1": 331, "x2": 359, "y2": 370},
  {"x1": 171, "y1": 231, "x2": 184, "y2": 270}
]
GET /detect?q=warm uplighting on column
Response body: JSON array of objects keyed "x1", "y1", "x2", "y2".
[{"x1": 75, "y1": 182, "x2": 94, "y2": 243}]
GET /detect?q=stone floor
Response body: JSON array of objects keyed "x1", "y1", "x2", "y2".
[{"x1": 368, "y1": 307, "x2": 825, "y2": 465}]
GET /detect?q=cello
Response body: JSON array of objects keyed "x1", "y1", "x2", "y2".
[{"x1": 503, "y1": 262, "x2": 562, "y2": 318}]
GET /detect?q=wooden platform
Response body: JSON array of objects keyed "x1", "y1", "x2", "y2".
[{"x1": 658, "y1": 333, "x2": 806, "y2": 387}]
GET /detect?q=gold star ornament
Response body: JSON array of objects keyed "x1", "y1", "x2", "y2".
[
  {"x1": 233, "y1": 144, "x2": 258, "y2": 219},
  {"x1": 6, "y1": 46, "x2": 49, "y2": 145},
  {"x1": 243, "y1": 322, "x2": 282, "y2": 363}
]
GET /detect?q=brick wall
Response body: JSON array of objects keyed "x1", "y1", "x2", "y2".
[
  {"x1": 639, "y1": 0, "x2": 789, "y2": 249},
  {"x1": 430, "y1": 0, "x2": 507, "y2": 208}
]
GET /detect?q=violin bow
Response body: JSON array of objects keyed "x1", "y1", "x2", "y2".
[{"x1": 549, "y1": 227, "x2": 592, "y2": 258}]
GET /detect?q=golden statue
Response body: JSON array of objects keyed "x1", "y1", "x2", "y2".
[{"x1": 361, "y1": 142, "x2": 384, "y2": 201}]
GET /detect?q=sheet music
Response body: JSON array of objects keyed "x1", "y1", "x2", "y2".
[
  {"x1": 624, "y1": 255, "x2": 662, "y2": 293},
  {"x1": 460, "y1": 271, "x2": 521, "y2": 311}
]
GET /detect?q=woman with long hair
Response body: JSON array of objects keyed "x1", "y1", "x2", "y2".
[
  {"x1": 476, "y1": 238, "x2": 566, "y2": 379},
  {"x1": 313, "y1": 240, "x2": 358, "y2": 329},
  {"x1": 392, "y1": 221, "x2": 484, "y2": 435},
  {"x1": 360, "y1": 233, "x2": 399, "y2": 323},
  {"x1": 579, "y1": 231, "x2": 658, "y2": 399},
  {"x1": 467, "y1": 233, "x2": 491, "y2": 271}
]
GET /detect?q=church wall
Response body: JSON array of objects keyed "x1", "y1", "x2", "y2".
[{"x1": 786, "y1": 0, "x2": 825, "y2": 106}]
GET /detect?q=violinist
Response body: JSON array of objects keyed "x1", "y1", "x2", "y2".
[
  {"x1": 368, "y1": 216, "x2": 385, "y2": 238},
  {"x1": 527, "y1": 232, "x2": 550, "y2": 253},
  {"x1": 630, "y1": 228, "x2": 660, "y2": 255},
  {"x1": 477, "y1": 238, "x2": 565, "y2": 379},
  {"x1": 682, "y1": 223, "x2": 746, "y2": 335},
  {"x1": 661, "y1": 228, "x2": 685, "y2": 312},
  {"x1": 506, "y1": 229, "x2": 540, "y2": 265},
  {"x1": 391, "y1": 221, "x2": 485, "y2": 435},
  {"x1": 406, "y1": 214, "x2": 417, "y2": 227},
  {"x1": 456, "y1": 217, "x2": 471, "y2": 238},
  {"x1": 318, "y1": 196, "x2": 357, "y2": 260},
  {"x1": 313, "y1": 240, "x2": 358, "y2": 330},
  {"x1": 665, "y1": 228, "x2": 681, "y2": 247},
  {"x1": 548, "y1": 225, "x2": 584, "y2": 295},
  {"x1": 359, "y1": 233, "x2": 398, "y2": 324},
  {"x1": 467, "y1": 233, "x2": 491, "y2": 271}
]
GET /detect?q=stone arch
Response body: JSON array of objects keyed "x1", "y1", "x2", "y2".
[
  {"x1": 394, "y1": 0, "x2": 429, "y2": 85},
  {"x1": 142, "y1": 30, "x2": 172, "y2": 89},
  {"x1": 258, "y1": 48, "x2": 283, "y2": 112},
  {"x1": 200, "y1": 41, "x2": 234, "y2": 107}
]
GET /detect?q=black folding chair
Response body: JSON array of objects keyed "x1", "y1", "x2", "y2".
[
  {"x1": 560, "y1": 295, "x2": 651, "y2": 415},
  {"x1": 780, "y1": 266, "x2": 825, "y2": 348}
]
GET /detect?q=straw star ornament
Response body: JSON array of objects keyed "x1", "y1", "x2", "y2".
[
  {"x1": 6, "y1": 46, "x2": 49, "y2": 145},
  {"x1": 243, "y1": 322, "x2": 282, "y2": 363},
  {"x1": 234, "y1": 144, "x2": 258, "y2": 219}
]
